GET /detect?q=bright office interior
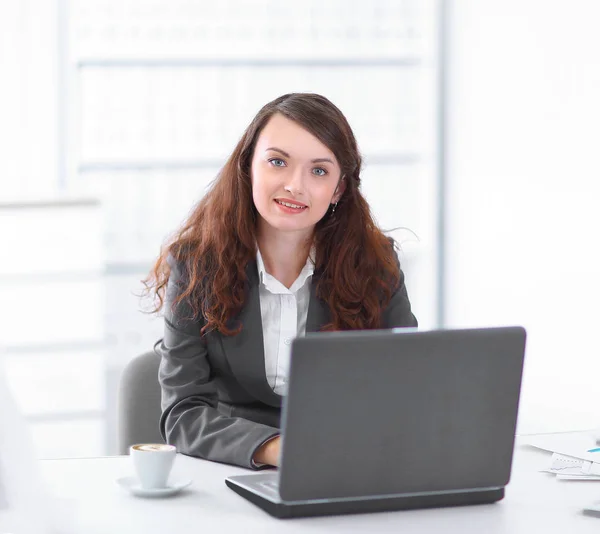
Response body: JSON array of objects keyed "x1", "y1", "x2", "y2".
[{"x1": 1, "y1": 0, "x2": 599, "y2": 459}]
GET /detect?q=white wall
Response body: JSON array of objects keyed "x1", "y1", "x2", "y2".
[
  {"x1": 0, "y1": 0, "x2": 60, "y2": 198},
  {"x1": 446, "y1": 0, "x2": 600, "y2": 433}
]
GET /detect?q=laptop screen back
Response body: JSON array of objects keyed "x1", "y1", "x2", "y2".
[{"x1": 278, "y1": 327, "x2": 526, "y2": 503}]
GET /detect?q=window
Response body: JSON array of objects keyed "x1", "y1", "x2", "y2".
[{"x1": 1, "y1": 0, "x2": 441, "y2": 457}]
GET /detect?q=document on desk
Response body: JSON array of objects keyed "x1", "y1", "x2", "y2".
[
  {"x1": 543, "y1": 453, "x2": 600, "y2": 480},
  {"x1": 523, "y1": 432, "x2": 600, "y2": 480},
  {"x1": 523, "y1": 432, "x2": 600, "y2": 463}
]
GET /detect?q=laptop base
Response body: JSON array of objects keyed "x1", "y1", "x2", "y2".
[{"x1": 225, "y1": 479, "x2": 504, "y2": 519}]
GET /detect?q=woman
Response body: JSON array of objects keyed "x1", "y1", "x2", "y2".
[{"x1": 144, "y1": 93, "x2": 417, "y2": 470}]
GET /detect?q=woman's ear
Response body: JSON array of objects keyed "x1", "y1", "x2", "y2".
[{"x1": 333, "y1": 175, "x2": 347, "y2": 203}]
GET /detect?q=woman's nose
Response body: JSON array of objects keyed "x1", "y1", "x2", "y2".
[{"x1": 283, "y1": 168, "x2": 305, "y2": 196}]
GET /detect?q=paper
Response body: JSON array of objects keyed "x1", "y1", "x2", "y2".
[
  {"x1": 558, "y1": 475, "x2": 600, "y2": 480},
  {"x1": 524, "y1": 432, "x2": 600, "y2": 463},
  {"x1": 542, "y1": 452, "x2": 600, "y2": 479},
  {"x1": 524, "y1": 432, "x2": 600, "y2": 482}
]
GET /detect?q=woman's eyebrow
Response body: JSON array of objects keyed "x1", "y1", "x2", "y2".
[
  {"x1": 265, "y1": 147, "x2": 335, "y2": 165},
  {"x1": 266, "y1": 147, "x2": 290, "y2": 157}
]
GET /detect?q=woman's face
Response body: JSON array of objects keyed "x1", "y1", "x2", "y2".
[{"x1": 250, "y1": 113, "x2": 345, "y2": 236}]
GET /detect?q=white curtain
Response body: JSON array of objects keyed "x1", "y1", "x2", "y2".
[{"x1": 0, "y1": 0, "x2": 60, "y2": 200}]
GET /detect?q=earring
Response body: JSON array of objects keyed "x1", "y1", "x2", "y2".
[{"x1": 331, "y1": 202, "x2": 338, "y2": 215}]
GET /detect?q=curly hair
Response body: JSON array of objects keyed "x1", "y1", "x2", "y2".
[{"x1": 143, "y1": 93, "x2": 401, "y2": 335}]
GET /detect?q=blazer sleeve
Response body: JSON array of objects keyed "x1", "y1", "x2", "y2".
[
  {"x1": 156, "y1": 255, "x2": 279, "y2": 469},
  {"x1": 382, "y1": 244, "x2": 419, "y2": 328}
]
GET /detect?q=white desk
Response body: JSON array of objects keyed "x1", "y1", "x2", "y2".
[{"x1": 39, "y1": 439, "x2": 600, "y2": 534}]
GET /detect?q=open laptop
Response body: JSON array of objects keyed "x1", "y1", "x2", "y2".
[{"x1": 225, "y1": 326, "x2": 526, "y2": 519}]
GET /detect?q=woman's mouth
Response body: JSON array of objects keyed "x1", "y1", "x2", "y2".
[
  {"x1": 275, "y1": 199, "x2": 308, "y2": 210},
  {"x1": 274, "y1": 199, "x2": 308, "y2": 213}
]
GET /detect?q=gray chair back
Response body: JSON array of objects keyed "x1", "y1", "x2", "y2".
[{"x1": 117, "y1": 350, "x2": 163, "y2": 455}]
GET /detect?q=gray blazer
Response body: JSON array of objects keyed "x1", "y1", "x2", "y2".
[{"x1": 155, "y1": 255, "x2": 417, "y2": 470}]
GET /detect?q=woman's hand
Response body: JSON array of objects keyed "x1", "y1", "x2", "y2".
[{"x1": 253, "y1": 436, "x2": 281, "y2": 467}]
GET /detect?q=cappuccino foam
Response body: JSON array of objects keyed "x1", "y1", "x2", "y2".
[{"x1": 132, "y1": 444, "x2": 174, "y2": 452}]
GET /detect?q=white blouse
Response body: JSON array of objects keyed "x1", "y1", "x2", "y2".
[{"x1": 256, "y1": 248, "x2": 314, "y2": 396}]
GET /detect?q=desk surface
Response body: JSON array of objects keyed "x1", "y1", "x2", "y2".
[{"x1": 38, "y1": 439, "x2": 600, "y2": 534}]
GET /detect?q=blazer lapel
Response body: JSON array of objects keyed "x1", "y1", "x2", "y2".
[
  {"x1": 221, "y1": 260, "x2": 282, "y2": 408},
  {"x1": 221, "y1": 264, "x2": 330, "y2": 408},
  {"x1": 306, "y1": 270, "x2": 330, "y2": 333}
]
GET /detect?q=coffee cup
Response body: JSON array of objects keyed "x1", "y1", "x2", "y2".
[{"x1": 129, "y1": 443, "x2": 176, "y2": 489}]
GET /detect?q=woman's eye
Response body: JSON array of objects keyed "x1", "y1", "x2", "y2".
[
  {"x1": 312, "y1": 167, "x2": 327, "y2": 176},
  {"x1": 269, "y1": 158, "x2": 286, "y2": 167}
]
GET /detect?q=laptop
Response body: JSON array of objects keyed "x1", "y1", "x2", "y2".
[{"x1": 225, "y1": 326, "x2": 526, "y2": 519}]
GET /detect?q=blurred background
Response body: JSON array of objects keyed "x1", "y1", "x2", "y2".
[{"x1": 1, "y1": 0, "x2": 599, "y2": 459}]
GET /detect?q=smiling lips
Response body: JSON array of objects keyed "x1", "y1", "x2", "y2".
[{"x1": 274, "y1": 198, "x2": 308, "y2": 211}]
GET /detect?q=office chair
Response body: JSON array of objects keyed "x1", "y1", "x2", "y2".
[{"x1": 117, "y1": 350, "x2": 163, "y2": 455}]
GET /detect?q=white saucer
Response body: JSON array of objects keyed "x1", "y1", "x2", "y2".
[{"x1": 116, "y1": 476, "x2": 192, "y2": 498}]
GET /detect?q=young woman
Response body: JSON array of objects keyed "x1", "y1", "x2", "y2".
[{"x1": 144, "y1": 93, "x2": 417, "y2": 470}]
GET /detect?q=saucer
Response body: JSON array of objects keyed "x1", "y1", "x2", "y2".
[{"x1": 116, "y1": 476, "x2": 192, "y2": 498}]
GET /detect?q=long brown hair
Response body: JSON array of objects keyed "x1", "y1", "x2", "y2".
[{"x1": 143, "y1": 93, "x2": 401, "y2": 335}]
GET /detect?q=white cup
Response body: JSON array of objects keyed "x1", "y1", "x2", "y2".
[{"x1": 129, "y1": 443, "x2": 177, "y2": 489}]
